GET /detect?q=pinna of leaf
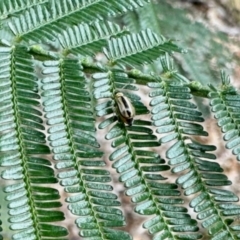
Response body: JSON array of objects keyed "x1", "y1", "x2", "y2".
[{"x1": 114, "y1": 91, "x2": 135, "y2": 126}]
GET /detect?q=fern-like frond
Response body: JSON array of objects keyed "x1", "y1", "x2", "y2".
[
  {"x1": 93, "y1": 70, "x2": 201, "y2": 239},
  {"x1": 209, "y1": 72, "x2": 240, "y2": 161},
  {"x1": 103, "y1": 29, "x2": 183, "y2": 68},
  {"x1": 59, "y1": 20, "x2": 126, "y2": 57},
  {"x1": 0, "y1": 45, "x2": 67, "y2": 239},
  {"x1": 0, "y1": 0, "x2": 47, "y2": 19},
  {"x1": 8, "y1": 0, "x2": 149, "y2": 43},
  {"x1": 148, "y1": 56, "x2": 240, "y2": 239},
  {"x1": 42, "y1": 59, "x2": 132, "y2": 239}
]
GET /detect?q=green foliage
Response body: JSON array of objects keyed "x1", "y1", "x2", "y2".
[
  {"x1": 103, "y1": 28, "x2": 183, "y2": 67},
  {"x1": 8, "y1": 0, "x2": 149, "y2": 43},
  {"x1": 209, "y1": 72, "x2": 240, "y2": 161},
  {"x1": 148, "y1": 59, "x2": 240, "y2": 239},
  {"x1": 58, "y1": 20, "x2": 126, "y2": 57},
  {"x1": 0, "y1": 0, "x2": 239, "y2": 240}
]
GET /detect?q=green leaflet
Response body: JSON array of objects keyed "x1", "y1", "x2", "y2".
[
  {"x1": 9, "y1": 0, "x2": 149, "y2": 43},
  {"x1": 42, "y1": 59, "x2": 131, "y2": 239},
  {"x1": 95, "y1": 71, "x2": 201, "y2": 240},
  {"x1": 0, "y1": 1, "x2": 239, "y2": 239},
  {"x1": 148, "y1": 67, "x2": 239, "y2": 239},
  {"x1": 104, "y1": 28, "x2": 183, "y2": 67},
  {"x1": 209, "y1": 73, "x2": 240, "y2": 161}
]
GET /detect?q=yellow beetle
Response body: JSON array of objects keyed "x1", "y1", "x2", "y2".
[{"x1": 114, "y1": 91, "x2": 135, "y2": 126}]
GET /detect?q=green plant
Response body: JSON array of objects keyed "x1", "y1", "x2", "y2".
[{"x1": 0, "y1": 0, "x2": 240, "y2": 240}]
